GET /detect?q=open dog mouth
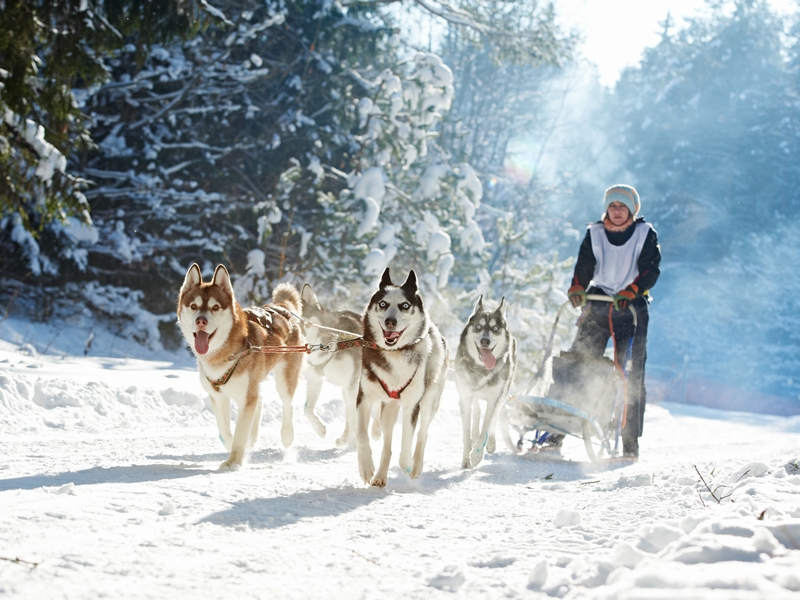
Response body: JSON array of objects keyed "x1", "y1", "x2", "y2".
[
  {"x1": 476, "y1": 344, "x2": 497, "y2": 370},
  {"x1": 193, "y1": 330, "x2": 215, "y2": 355},
  {"x1": 382, "y1": 328, "x2": 405, "y2": 347}
]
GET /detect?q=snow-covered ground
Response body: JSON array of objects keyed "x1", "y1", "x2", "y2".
[{"x1": 1, "y1": 320, "x2": 799, "y2": 599}]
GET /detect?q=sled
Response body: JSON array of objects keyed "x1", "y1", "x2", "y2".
[{"x1": 504, "y1": 294, "x2": 637, "y2": 462}]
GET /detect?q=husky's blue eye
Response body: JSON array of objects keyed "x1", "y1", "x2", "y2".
[
  {"x1": 379, "y1": 301, "x2": 388, "y2": 309},
  {"x1": 474, "y1": 324, "x2": 483, "y2": 332},
  {"x1": 492, "y1": 326, "x2": 499, "y2": 332},
  {"x1": 400, "y1": 303, "x2": 410, "y2": 310}
]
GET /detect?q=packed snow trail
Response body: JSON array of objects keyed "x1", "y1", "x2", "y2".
[{"x1": 0, "y1": 342, "x2": 799, "y2": 599}]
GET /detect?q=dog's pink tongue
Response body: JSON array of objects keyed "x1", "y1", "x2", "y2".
[
  {"x1": 384, "y1": 330, "x2": 401, "y2": 341},
  {"x1": 479, "y1": 348, "x2": 496, "y2": 370},
  {"x1": 195, "y1": 331, "x2": 210, "y2": 355}
]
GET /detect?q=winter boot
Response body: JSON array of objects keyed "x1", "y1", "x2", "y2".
[
  {"x1": 622, "y1": 436, "x2": 639, "y2": 459},
  {"x1": 540, "y1": 433, "x2": 564, "y2": 450}
]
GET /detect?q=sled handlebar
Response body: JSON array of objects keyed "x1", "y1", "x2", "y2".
[
  {"x1": 585, "y1": 294, "x2": 613, "y2": 303},
  {"x1": 581, "y1": 295, "x2": 638, "y2": 326}
]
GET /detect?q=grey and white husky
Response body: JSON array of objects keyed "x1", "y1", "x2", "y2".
[
  {"x1": 300, "y1": 284, "x2": 364, "y2": 446},
  {"x1": 356, "y1": 268, "x2": 449, "y2": 487},
  {"x1": 455, "y1": 296, "x2": 517, "y2": 468}
]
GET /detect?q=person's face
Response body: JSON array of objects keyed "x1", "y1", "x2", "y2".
[{"x1": 607, "y1": 201, "x2": 631, "y2": 226}]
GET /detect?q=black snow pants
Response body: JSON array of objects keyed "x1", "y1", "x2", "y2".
[{"x1": 571, "y1": 294, "x2": 650, "y2": 439}]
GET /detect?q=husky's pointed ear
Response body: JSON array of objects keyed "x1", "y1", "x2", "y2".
[
  {"x1": 401, "y1": 269, "x2": 418, "y2": 292},
  {"x1": 379, "y1": 268, "x2": 393, "y2": 289},
  {"x1": 474, "y1": 295, "x2": 484, "y2": 313},
  {"x1": 212, "y1": 264, "x2": 234, "y2": 297},
  {"x1": 181, "y1": 263, "x2": 202, "y2": 292},
  {"x1": 301, "y1": 283, "x2": 319, "y2": 310},
  {"x1": 497, "y1": 297, "x2": 507, "y2": 317}
]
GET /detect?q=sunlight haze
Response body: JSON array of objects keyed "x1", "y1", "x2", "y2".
[{"x1": 555, "y1": 0, "x2": 797, "y2": 86}]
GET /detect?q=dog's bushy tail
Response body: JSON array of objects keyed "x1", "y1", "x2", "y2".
[{"x1": 272, "y1": 283, "x2": 302, "y2": 316}]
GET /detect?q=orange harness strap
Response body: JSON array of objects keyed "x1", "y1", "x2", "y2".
[{"x1": 608, "y1": 305, "x2": 628, "y2": 430}]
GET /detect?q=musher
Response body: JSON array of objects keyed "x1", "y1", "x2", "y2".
[{"x1": 566, "y1": 184, "x2": 661, "y2": 459}]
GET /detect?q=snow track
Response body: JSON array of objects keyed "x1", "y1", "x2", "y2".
[{"x1": 0, "y1": 346, "x2": 799, "y2": 599}]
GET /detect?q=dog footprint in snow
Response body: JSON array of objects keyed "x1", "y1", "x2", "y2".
[{"x1": 427, "y1": 565, "x2": 466, "y2": 591}]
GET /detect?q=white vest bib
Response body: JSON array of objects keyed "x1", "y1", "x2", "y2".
[{"x1": 589, "y1": 222, "x2": 651, "y2": 295}]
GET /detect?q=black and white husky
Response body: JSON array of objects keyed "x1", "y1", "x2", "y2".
[
  {"x1": 356, "y1": 268, "x2": 449, "y2": 487},
  {"x1": 300, "y1": 284, "x2": 364, "y2": 446},
  {"x1": 455, "y1": 296, "x2": 517, "y2": 468}
]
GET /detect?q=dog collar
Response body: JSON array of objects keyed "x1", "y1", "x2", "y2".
[
  {"x1": 395, "y1": 336, "x2": 424, "y2": 350},
  {"x1": 376, "y1": 366, "x2": 419, "y2": 400}
]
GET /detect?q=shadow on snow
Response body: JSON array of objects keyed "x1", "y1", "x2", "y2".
[
  {"x1": 147, "y1": 444, "x2": 352, "y2": 465},
  {"x1": 0, "y1": 463, "x2": 214, "y2": 491},
  {"x1": 471, "y1": 450, "x2": 633, "y2": 485}
]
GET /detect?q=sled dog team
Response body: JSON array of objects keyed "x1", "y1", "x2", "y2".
[{"x1": 177, "y1": 263, "x2": 516, "y2": 486}]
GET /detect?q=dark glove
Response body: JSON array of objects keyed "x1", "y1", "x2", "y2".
[
  {"x1": 568, "y1": 285, "x2": 586, "y2": 308},
  {"x1": 613, "y1": 284, "x2": 638, "y2": 312}
]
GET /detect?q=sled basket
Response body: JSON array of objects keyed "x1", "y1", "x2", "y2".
[
  {"x1": 546, "y1": 351, "x2": 620, "y2": 428},
  {"x1": 506, "y1": 351, "x2": 624, "y2": 461}
]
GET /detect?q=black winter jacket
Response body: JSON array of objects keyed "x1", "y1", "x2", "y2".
[{"x1": 571, "y1": 217, "x2": 661, "y2": 296}]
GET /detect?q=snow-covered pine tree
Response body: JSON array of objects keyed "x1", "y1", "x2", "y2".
[
  {"x1": 310, "y1": 52, "x2": 486, "y2": 306},
  {"x1": 432, "y1": 0, "x2": 578, "y2": 379},
  {"x1": 69, "y1": 1, "x2": 491, "y2": 344},
  {"x1": 0, "y1": 0, "x2": 197, "y2": 255}
]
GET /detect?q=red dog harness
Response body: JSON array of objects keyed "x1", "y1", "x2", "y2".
[{"x1": 376, "y1": 367, "x2": 419, "y2": 400}]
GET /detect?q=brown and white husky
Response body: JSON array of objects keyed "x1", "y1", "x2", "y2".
[{"x1": 177, "y1": 264, "x2": 304, "y2": 469}]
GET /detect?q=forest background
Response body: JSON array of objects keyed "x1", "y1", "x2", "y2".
[{"x1": 1, "y1": 0, "x2": 798, "y2": 412}]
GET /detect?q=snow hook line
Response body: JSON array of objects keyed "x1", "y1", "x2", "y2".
[
  {"x1": 289, "y1": 310, "x2": 363, "y2": 339},
  {"x1": 226, "y1": 337, "x2": 382, "y2": 362},
  {"x1": 226, "y1": 317, "x2": 379, "y2": 362}
]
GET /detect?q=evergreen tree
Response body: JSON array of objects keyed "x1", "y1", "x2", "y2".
[
  {"x1": 0, "y1": 0, "x2": 197, "y2": 237},
  {"x1": 434, "y1": 0, "x2": 579, "y2": 377},
  {"x1": 18, "y1": 1, "x2": 489, "y2": 345}
]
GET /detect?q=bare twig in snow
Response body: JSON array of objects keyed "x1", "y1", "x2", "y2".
[
  {"x1": 350, "y1": 549, "x2": 382, "y2": 567},
  {"x1": 0, "y1": 556, "x2": 39, "y2": 569},
  {"x1": 694, "y1": 465, "x2": 721, "y2": 504},
  {"x1": 1, "y1": 287, "x2": 20, "y2": 324},
  {"x1": 38, "y1": 323, "x2": 68, "y2": 359}
]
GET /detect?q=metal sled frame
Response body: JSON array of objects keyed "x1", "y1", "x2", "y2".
[
  {"x1": 507, "y1": 393, "x2": 618, "y2": 461},
  {"x1": 506, "y1": 295, "x2": 637, "y2": 462}
]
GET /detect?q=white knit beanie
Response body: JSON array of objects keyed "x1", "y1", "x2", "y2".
[{"x1": 603, "y1": 184, "x2": 640, "y2": 216}]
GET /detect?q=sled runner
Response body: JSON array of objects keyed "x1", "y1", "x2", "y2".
[{"x1": 505, "y1": 295, "x2": 637, "y2": 462}]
